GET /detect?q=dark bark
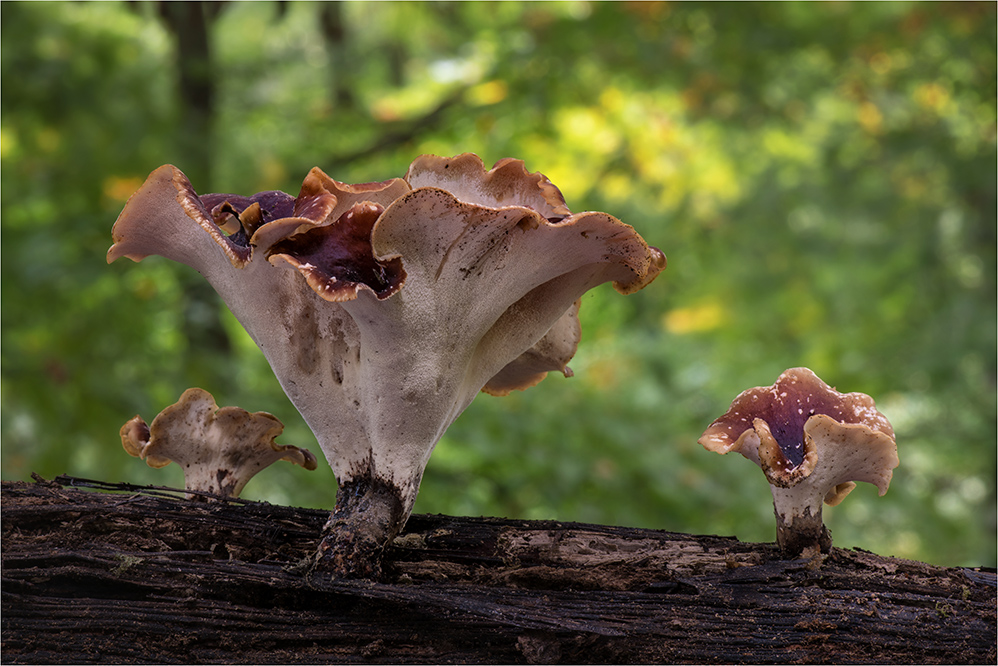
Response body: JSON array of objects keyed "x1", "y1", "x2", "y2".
[{"x1": 2, "y1": 476, "x2": 995, "y2": 664}]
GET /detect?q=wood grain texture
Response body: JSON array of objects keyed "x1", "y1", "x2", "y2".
[{"x1": 2, "y1": 477, "x2": 994, "y2": 664}]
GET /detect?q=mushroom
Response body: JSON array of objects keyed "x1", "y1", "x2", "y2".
[
  {"x1": 120, "y1": 387, "x2": 318, "y2": 499},
  {"x1": 698, "y1": 367, "x2": 898, "y2": 560},
  {"x1": 108, "y1": 153, "x2": 666, "y2": 576}
]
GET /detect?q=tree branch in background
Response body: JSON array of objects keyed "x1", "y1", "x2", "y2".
[{"x1": 323, "y1": 85, "x2": 471, "y2": 173}]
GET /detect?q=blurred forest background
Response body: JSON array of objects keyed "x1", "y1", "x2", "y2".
[{"x1": 2, "y1": 1, "x2": 995, "y2": 567}]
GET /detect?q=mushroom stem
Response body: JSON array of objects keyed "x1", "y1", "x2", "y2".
[
  {"x1": 314, "y1": 468, "x2": 407, "y2": 579},
  {"x1": 770, "y1": 489, "x2": 832, "y2": 559}
]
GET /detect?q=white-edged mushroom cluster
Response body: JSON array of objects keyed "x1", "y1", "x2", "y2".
[
  {"x1": 698, "y1": 367, "x2": 899, "y2": 560},
  {"x1": 109, "y1": 153, "x2": 666, "y2": 576}
]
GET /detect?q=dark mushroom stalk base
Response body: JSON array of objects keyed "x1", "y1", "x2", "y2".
[
  {"x1": 775, "y1": 505, "x2": 831, "y2": 559},
  {"x1": 699, "y1": 368, "x2": 899, "y2": 562},
  {"x1": 108, "y1": 154, "x2": 665, "y2": 579},
  {"x1": 316, "y1": 467, "x2": 407, "y2": 578}
]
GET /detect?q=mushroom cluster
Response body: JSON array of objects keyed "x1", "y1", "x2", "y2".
[
  {"x1": 109, "y1": 153, "x2": 666, "y2": 576},
  {"x1": 121, "y1": 387, "x2": 317, "y2": 499},
  {"x1": 698, "y1": 368, "x2": 899, "y2": 560}
]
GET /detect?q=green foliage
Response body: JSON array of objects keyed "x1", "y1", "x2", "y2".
[{"x1": 2, "y1": 1, "x2": 994, "y2": 567}]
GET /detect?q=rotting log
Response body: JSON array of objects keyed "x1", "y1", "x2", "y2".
[{"x1": 2, "y1": 476, "x2": 995, "y2": 664}]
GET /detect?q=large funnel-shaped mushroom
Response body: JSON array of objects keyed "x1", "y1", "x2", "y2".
[{"x1": 109, "y1": 153, "x2": 666, "y2": 577}]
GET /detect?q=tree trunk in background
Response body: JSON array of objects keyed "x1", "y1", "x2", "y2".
[
  {"x1": 158, "y1": 0, "x2": 218, "y2": 187},
  {"x1": 157, "y1": 1, "x2": 233, "y2": 363},
  {"x1": 320, "y1": 2, "x2": 357, "y2": 111},
  {"x1": 2, "y1": 477, "x2": 995, "y2": 664}
]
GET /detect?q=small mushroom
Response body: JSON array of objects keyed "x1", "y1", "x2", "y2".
[
  {"x1": 120, "y1": 387, "x2": 318, "y2": 499},
  {"x1": 698, "y1": 367, "x2": 898, "y2": 560},
  {"x1": 108, "y1": 153, "x2": 666, "y2": 576}
]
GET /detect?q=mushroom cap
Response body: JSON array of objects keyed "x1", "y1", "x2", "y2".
[
  {"x1": 120, "y1": 388, "x2": 317, "y2": 498},
  {"x1": 699, "y1": 367, "x2": 894, "y2": 465},
  {"x1": 108, "y1": 165, "x2": 410, "y2": 296},
  {"x1": 403, "y1": 153, "x2": 667, "y2": 296},
  {"x1": 107, "y1": 158, "x2": 665, "y2": 400},
  {"x1": 268, "y1": 201, "x2": 406, "y2": 302},
  {"x1": 802, "y1": 413, "x2": 897, "y2": 496},
  {"x1": 698, "y1": 367, "x2": 898, "y2": 504},
  {"x1": 405, "y1": 152, "x2": 572, "y2": 221}
]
